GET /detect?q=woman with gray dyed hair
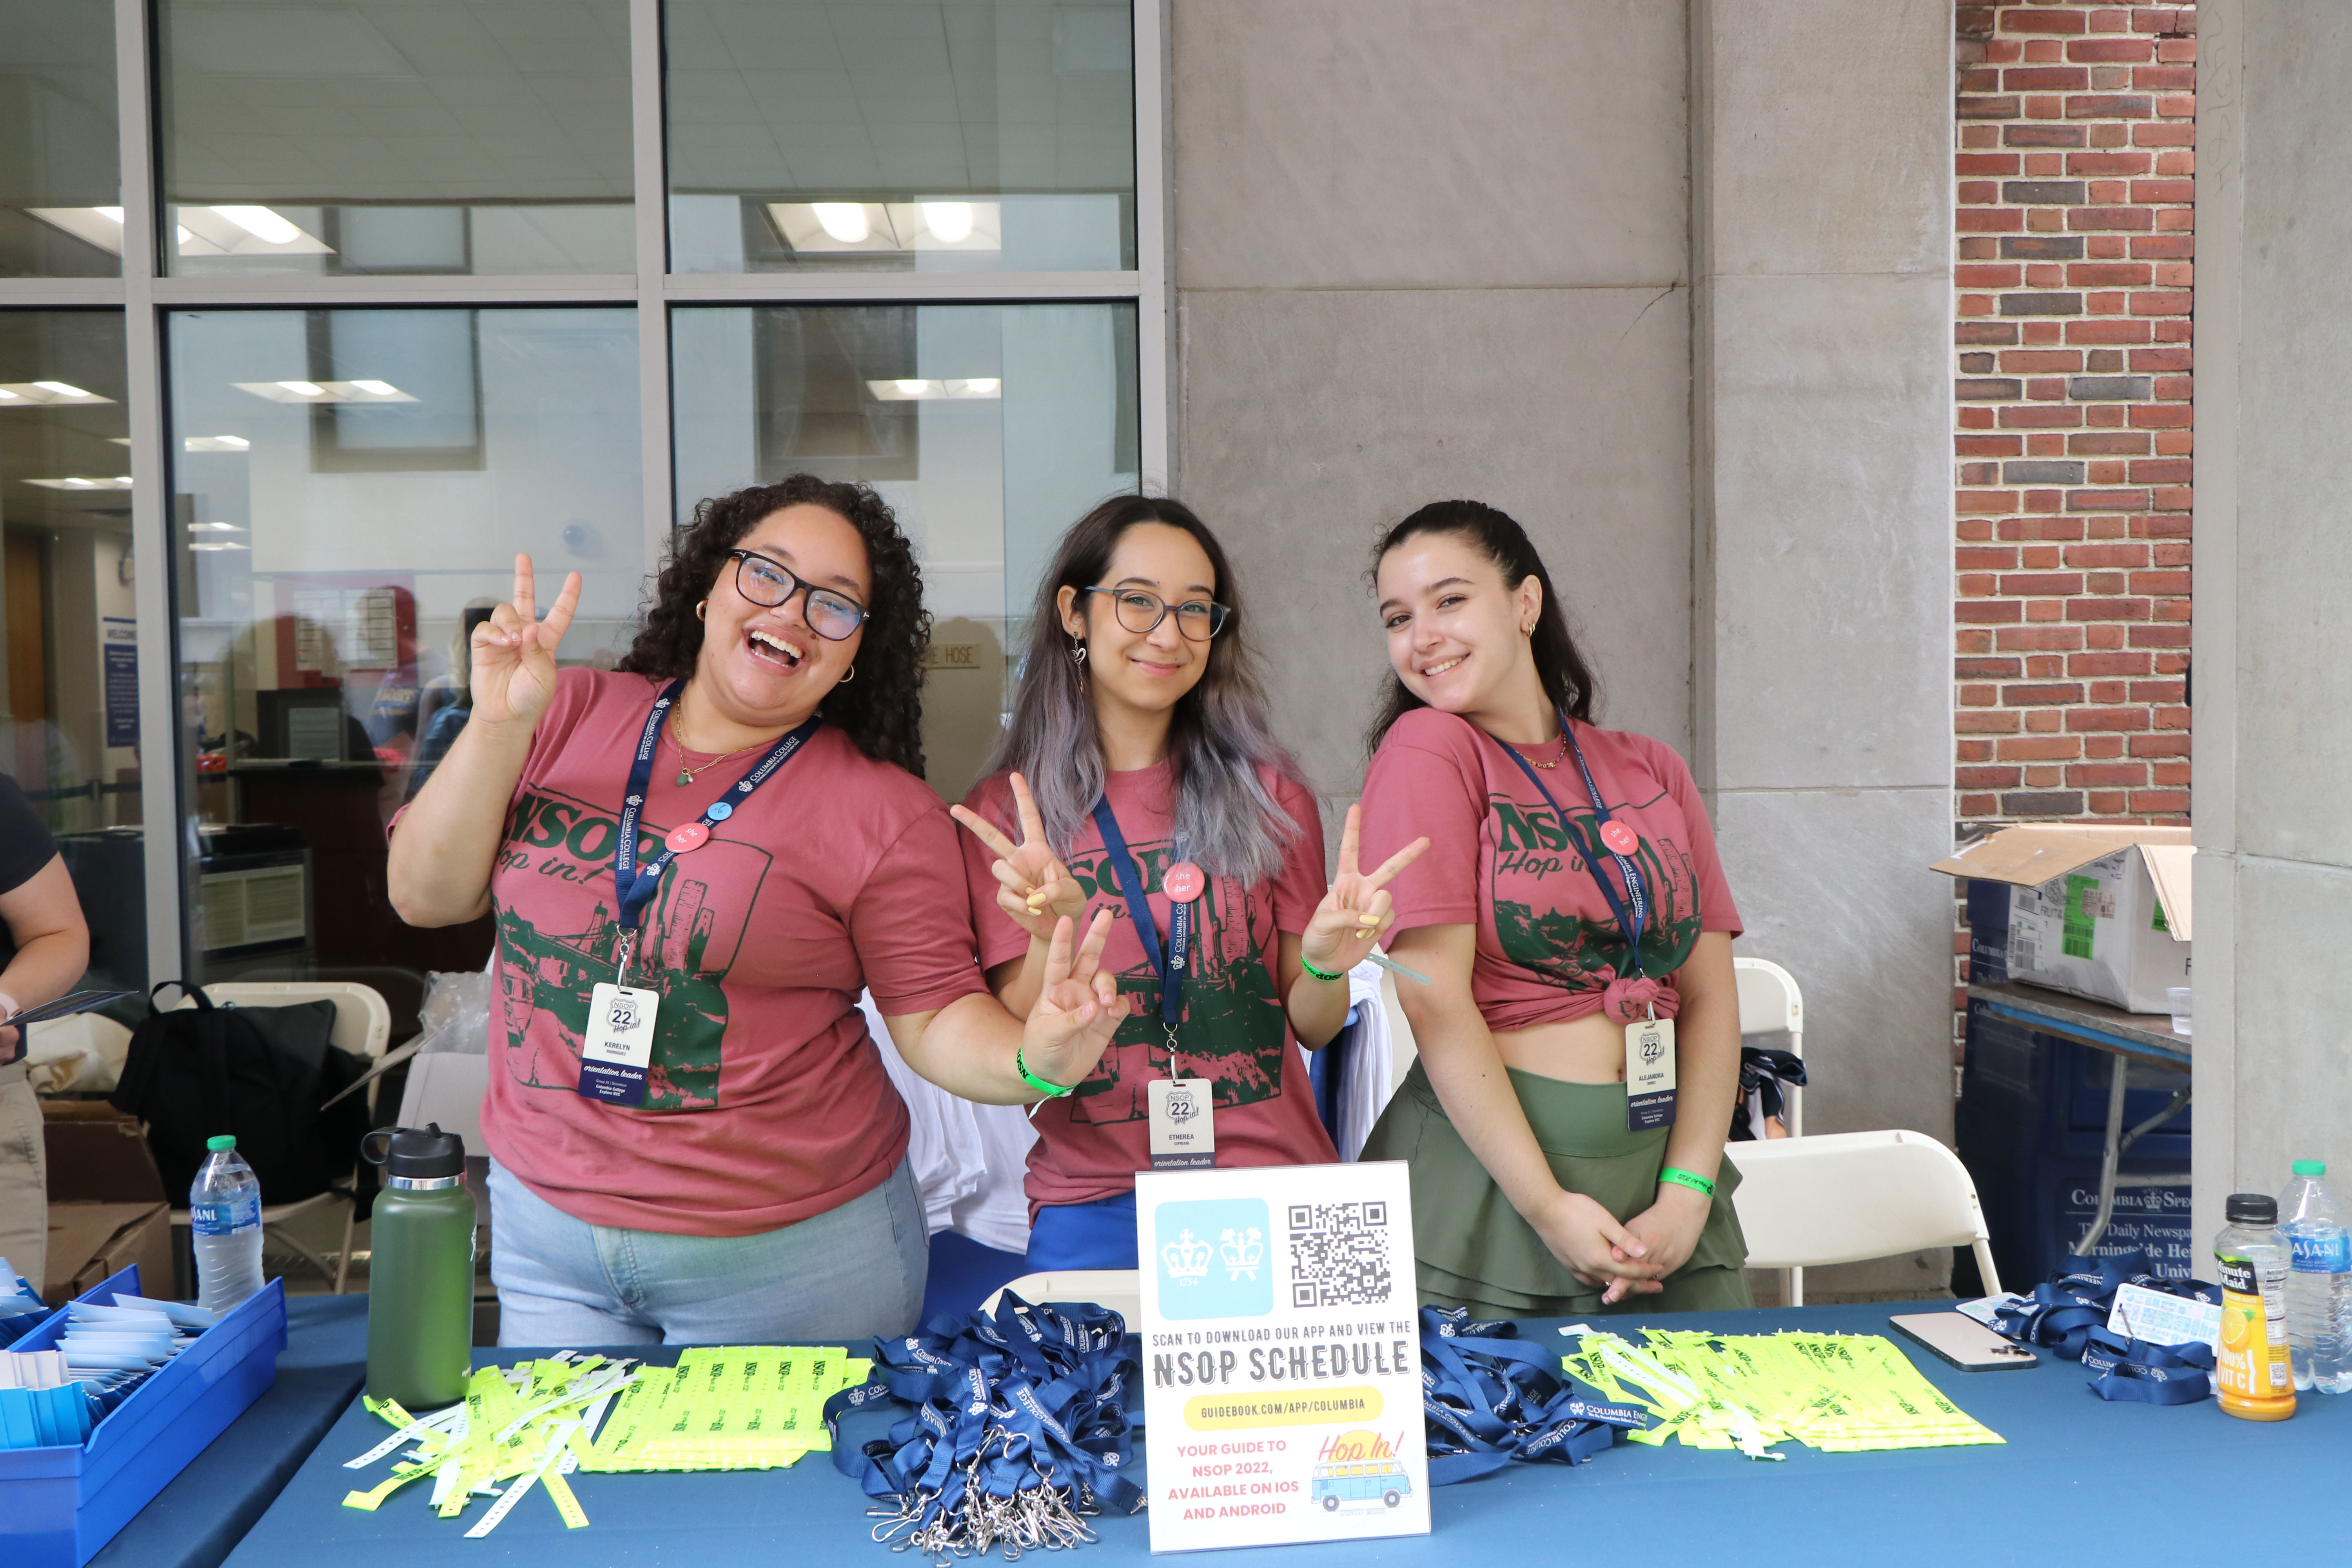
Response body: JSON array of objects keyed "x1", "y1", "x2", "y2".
[{"x1": 953, "y1": 496, "x2": 1426, "y2": 1272}]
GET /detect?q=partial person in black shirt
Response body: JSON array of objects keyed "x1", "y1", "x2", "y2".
[{"x1": 0, "y1": 772, "x2": 92, "y2": 1294}]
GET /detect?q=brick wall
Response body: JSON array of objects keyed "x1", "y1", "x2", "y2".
[{"x1": 1953, "y1": 4, "x2": 2194, "y2": 829}]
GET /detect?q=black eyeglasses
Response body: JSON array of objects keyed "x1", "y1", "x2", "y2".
[
  {"x1": 727, "y1": 549, "x2": 868, "y2": 641},
  {"x1": 1081, "y1": 586, "x2": 1230, "y2": 641}
]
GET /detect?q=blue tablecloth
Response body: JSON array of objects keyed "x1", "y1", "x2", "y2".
[
  {"x1": 218, "y1": 1299, "x2": 2352, "y2": 1566},
  {"x1": 93, "y1": 1295, "x2": 368, "y2": 1568}
]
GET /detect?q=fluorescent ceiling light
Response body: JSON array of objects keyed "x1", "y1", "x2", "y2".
[
  {"x1": 866, "y1": 377, "x2": 1005, "y2": 402},
  {"x1": 213, "y1": 205, "x2": 302, "y2": 244},
  {"x1": 173, "y1": 206, "x2": 331, "y2": 257},
  {"x1": 190, "y1": 541, "x2": 249, "y2": 552},
  {"x1": 0, "y1": 382, "x2": 116, "y2": 406},
  {"x1": 184, "y1": 435, "x2": 251, "y2": 452},
  {"x1": 811, "y1": 203, "x2": 869, "y2": 243},
  {"x1": 233, "y1": 379, "x2": 418, "y2": 404},
  {"x1": 921, "y1": 201, "x2": 974, "y2": 243},
  {"x1": 24, "y1": 207, "x2": 125, "y2": 256},
  {"x1": 27, "y1": 476, "x2": 135, "y2": 491},
  {"x1": 189, "y1": 521, "x2": 247, "y2": 532}
]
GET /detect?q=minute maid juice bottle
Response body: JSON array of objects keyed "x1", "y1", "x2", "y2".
[{"x1": 2215, "y1": 1192, "x2": 2297, "y2": 1421}]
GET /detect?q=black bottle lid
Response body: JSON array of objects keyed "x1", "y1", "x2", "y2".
[
  {"x1": 362, "y1": 1123, "x2": 466, "y2": 1179},
  {"x1": 2226, "y1": 1192, "x2": 2278, "y2": 1225}
]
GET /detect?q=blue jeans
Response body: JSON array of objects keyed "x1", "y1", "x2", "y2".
[
  {"x1": 1024, "y1": 1193, "x2": 1140, "y2": 1272},
  {"x1": 486, "y1": 1158, "x2": 928, "y2": 1347}
]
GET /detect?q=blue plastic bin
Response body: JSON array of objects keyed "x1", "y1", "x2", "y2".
[{"x1": 0, "y1": 1265, "x2": 287, "y2": 1567}]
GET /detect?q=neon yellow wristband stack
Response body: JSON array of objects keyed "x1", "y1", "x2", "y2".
[
  {"x1": 1658, "y1": 1165, "x2": 1716, "y2": 1198},
  {"x1": 1018, "y1": 1046, "x2": 1074, "y2": 1098}
]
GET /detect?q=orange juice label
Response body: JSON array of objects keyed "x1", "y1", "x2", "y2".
[{"x1": 2217, "y1": 1254, "x2": 2294, "y2": 1401}]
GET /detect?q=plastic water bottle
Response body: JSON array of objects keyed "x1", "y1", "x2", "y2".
[
  {"x1": 2280, "y1": 1159, "x2": 2352, "y2": 1393},
  {"x1": 191, "y1": 1134, "x2": 265, "y2": 1314}
]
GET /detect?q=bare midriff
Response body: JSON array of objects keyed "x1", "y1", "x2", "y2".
[{"x1": 1491, "y1": 1011, "x2": 1628, "y2": 1085}]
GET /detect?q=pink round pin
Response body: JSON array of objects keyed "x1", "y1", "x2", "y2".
[
  {"x1": 664, "y1": 821, "x2": 711, "y2": 854},
  {"x1": 1599, "y1": 821, "x2": 1639, "y2": 856},
  {"x1": 1163, "y1": 861, "x2": 1206, "y2": 902}
]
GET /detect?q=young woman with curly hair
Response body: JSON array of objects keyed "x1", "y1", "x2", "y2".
[
  {"x1": 388, "y1": 475, "x2": 1125, "y2": 1345},
  {"x1": 949, "y1": 496, "x2": 1426, "y2": 1271}
]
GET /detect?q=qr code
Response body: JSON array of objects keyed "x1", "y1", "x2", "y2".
[{"x1": 1287, "y1": 1201, "x2": 1392, "y2": 1307}]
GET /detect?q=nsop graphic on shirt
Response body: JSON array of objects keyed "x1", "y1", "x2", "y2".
[
  {"x1": 494, "y1": 787, "x2": 764, "y2": 1109},
  {"x1": 1059, "y1": 837, "x2": 1289, "y2": 1126},
  {"x1": 1484, "y1": 789, "x2": 1705, "y2": 990}
]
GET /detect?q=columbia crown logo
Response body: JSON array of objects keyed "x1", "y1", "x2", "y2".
[
  {"x1": 1220, "y1": 1226, "x2": 1264, "y2": 1280},
  {"x1": 1163, "y1": 1229, "x2": 1214, "y2": 1283}
]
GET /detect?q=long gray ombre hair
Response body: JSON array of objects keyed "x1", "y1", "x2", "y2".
[{"x1": 986, "y1": 495, "x2": 1302, "y2": 886}]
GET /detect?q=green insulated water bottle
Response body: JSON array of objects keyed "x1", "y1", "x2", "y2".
[{"x1": 361, "y1": 1124, "x2": 476, "y2": 1408}]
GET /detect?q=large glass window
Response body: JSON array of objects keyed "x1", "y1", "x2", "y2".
[
  {"x1": 169, "y1": 307, "x2": 639, "y2": 1015},
  {"x1": 0, "y1": 0, "x2": 122, "y2": 278},
  {"x1": 672, "y1": 301, "x2": 1137, "y2": 799},
  {"x1": 157, "y1": 0, "x2": 636, "y2": 278},
  {"x1": 665, "y1": 2, "x2": 1135, "y2": 275},
  {"x1": 0, "y1": 310, "x2": 144, "y2": 988}
]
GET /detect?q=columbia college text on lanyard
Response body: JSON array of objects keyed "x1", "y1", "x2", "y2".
[
  {"x1": 1497, "y1": 727, "x2": 1676, "y2": 1132},
  {"x1": 577, "y1": 679, "x2": 819, "y2": 1108},
  {"x1": 1089, "y1": 799, "x2": 1215, "y2": 1169}
]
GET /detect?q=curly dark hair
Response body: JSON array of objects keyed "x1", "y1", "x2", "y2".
[{"x1": 617, "y1": 475, "x2": 931, "y2": 777}]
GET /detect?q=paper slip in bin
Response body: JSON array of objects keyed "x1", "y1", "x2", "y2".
[
  {"x1": 0, "y1": 1265, "x2": 286, "y2": 1568},
  {"x1": 1933, "y1": 825, "x2": 2192, "y2": 1014}
]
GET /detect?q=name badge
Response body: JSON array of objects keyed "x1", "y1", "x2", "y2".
[
  {"x1": 577, "y1": 982, "x2": 661, "y2": 1107},
  {"x1": 1626, "y1": 1016, "x2": 1677, "y2": 1132},
  {"x1": 1148, "y1": 1076, "x2": 1216, "y2": 1169}
]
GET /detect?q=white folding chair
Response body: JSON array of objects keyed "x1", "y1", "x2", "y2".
[
  {"x1": 1733, "y1": 956, "x2": 1804, "y2": 1139},
  {"x1": 982, "y1": 1270, "x2": 1142, "y2": 1325},
  {"x1": 169, "y1": 980, "x2": 392, "y2": 1294},
  {"x1": 1723, "y1": 1129, "x2": 2000, "y2": 1307}
]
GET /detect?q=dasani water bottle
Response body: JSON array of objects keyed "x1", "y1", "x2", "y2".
[
  {"x1": 2279, "y1": 1158, "x2": 2352, "y2": 1394},
  {"x1": 191, "y1": 1134, "x2": 265, "y2": 1314}
]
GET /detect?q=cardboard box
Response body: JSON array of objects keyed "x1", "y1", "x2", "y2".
[
  {"x1": 43, "y1": 1203, "x2": 172, "y2": 1306},
  {"x1": 1933, "y1": 825, "x2": 2192, "y2": 1014},
  {"x1": 40, "y1": 1102, "x2": 167, "y2": 1206}
]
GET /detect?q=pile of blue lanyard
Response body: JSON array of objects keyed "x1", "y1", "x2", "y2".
[
  {"x1": 825, "y1": 1292, "x2": 1143, "y2": 1561},
  {"x1": 1419, "y1": 1306, "x2": 1649, "y2": 1483},
  {"x1": 1990, "y1": 1251, "x2": 2221, "y2": 1405}
]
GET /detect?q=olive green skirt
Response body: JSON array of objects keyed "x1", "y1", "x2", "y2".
[{"x1": 1359, "y1": 1060, "x2": 1753, "y2": 1319}]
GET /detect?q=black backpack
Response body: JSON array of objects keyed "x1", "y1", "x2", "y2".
[{"x1": 110, "y1": 983, "x2": 375, "y2": 1207}]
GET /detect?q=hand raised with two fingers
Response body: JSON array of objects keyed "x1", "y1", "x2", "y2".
[
  {"x1": 1297, "y1": 805, "x2": 1429, "y2": 978},
  {"x1": 1018, "y1": 909, "x2": 1129, "y2": 1094},
  {"x1": 949, "y1": 773, "x2": 1086, "y2": 943},
  {"x1": 472, "y1": 553, "x2": 583, "y2": 730}
]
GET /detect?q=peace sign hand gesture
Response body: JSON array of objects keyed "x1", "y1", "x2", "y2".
[
  {"x1": 1298, "y1": 805, "x2": 1428, "y2": 979},
  {"x1": 950, "y1": 773, "x2": 1087, "y2": 943},
  {"x1": 1019, "y1": 910, "x2": 1127, "y2": 1093},
  {"x1": 472, "y1": 553, "x2": 583, "y2": 730}
]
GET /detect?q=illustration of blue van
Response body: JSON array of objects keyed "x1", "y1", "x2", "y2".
[{"x1": 1310, "y1": 1457, "x2": 1411, "y2": 1511}]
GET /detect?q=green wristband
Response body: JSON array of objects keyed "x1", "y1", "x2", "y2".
[
  {"x1": 1658, "y1": 1165, "x2": 1716, "y2": 1198},
  {"x1": 1298, "y1": 955, "x2": 1345, "y2": 983},
  {"x1": 1017, "y1": 1045, "x2": 1074, "y2": 1098}
]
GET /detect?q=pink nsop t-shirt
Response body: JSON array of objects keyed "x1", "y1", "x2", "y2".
[
  {"x1": 443, "y1": 668, "x2": 987, "y2": 1237},
  {"x1": 960, "y1": 761, "x2": 1339, "y2": 1211},
  {"x1": 1358, "y1": 708, "x2": 1741, "y2": 1032}
]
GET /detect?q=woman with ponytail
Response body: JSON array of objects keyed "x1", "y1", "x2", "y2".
[
  {"x1": 953, "y1": 496, "x2": 1425, "y2": 1271},
  {"x1": 1354, "y1": 500, "x2": 1751, "y2": 1317}
]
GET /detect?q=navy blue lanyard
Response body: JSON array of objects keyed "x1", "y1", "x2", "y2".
[
  {"x1": 1493, "y1": 722, "x2": 1649, "y2": 977},
  {"x1": 611, "y1": 680, "x2": 818, "y2": 974},
  {"x1": 1088, "y1": 798, "x2": 1191, "y2": 1036},
  {"x1": 1989, "y1": 1249, "x2": 2222, "y2": 1405},
  {"x1": 1419, "y1": 1306, "x2": 1647, "y2": 1485}
]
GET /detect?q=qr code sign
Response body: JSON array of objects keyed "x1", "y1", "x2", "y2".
[{"x1": 1287, "y1": 1201, "x2": 1392, "y2": 1307}]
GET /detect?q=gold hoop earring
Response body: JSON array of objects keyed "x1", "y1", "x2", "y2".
[
  {"x1": 695, "y1": 600, "x2": 708, "y2": 621},
  {"x1": 839, "y1": 663, "x2": 855, "y2": 684}
]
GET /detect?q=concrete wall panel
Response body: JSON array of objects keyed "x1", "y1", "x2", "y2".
[{"x1": 1171, "y1": 0, "x2": 1688, "y2": 290}]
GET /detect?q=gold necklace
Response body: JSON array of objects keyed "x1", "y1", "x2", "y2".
[
  {"x1": 669, "y1": 699, "x2": 769, "y2": 786},
  {"x1": 1511, "y1": 730, "x2": 1572, "y2": 770}
]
